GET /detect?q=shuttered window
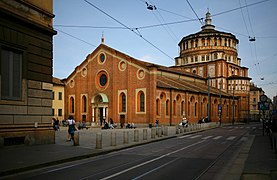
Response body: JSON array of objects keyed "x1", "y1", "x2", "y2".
[{"x1": 1, "y1": 49, "x2": 22, "y2": 100}]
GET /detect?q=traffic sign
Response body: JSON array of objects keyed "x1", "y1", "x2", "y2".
[
  {"x1": 260, "y1": 95, "x2": 268, "y2": 102},
  {"x1": 258, "y1": 102, "x2": 269, "y2": 110}
]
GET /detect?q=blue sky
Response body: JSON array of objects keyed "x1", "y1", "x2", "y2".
[{"x1": 53, "y1": 0, "x2": 277, "y2": 99}]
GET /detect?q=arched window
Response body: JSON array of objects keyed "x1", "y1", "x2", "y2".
[
  {"x1": 195, "y1": 102, "x2": 197, "y2": 116},
  {"x1": 173, "y1": 100, "x2": 176, "y2": 116},
  {"x1": 70, "y1": 97, "x2": 74, "y2": 113},
  {"x1": 201, "y1": 38, "x2": 205, "y2": 46},
  {"x1": 156, "y1": 99, "x2": 160, "y2": 115},
  {"x1": 214, "y1": 53, "x2": 218, "y2": 60},
  {"x1": 82, "y1": 95, "x2": 87, "y2": 113},
  {"x1": 120, "y1": 92, "x2": 126, "y2": 112},
  {"x1": 188, "y1": 102, "x2": 190, "y2": 116},
  {"x1": 181, "y1": 101, "x2": 185, "y2": 116},
  {"x1": 207, "y1": 38, "x2": 211, "y2": 46},
  {"x1": 166, "y1": 100, "x2": 169, "y2": 116},
  {"x1": 137, "y1": 91, "x2": 145, "y2": 112}
]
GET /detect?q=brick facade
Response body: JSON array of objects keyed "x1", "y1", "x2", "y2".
[{"x1": 64, "y1": 44, "x2": 238, "y2": 126}]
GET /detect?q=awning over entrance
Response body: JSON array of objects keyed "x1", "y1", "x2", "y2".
[{"x1": 91, "y1": 93, "x2": 109, "y2": 103}]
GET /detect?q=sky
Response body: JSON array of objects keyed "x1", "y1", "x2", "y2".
[{"x1": 53, "y1": 0, "x2": 277, "y2": 99}]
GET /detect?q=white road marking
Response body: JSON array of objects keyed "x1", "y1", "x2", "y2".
[
  {"x1": 201, "y1": 135, "x2": 213, "y2": 140},
  {"x1": 213, "y1": 136, "x2": 222, "y2": 140},
  {"x1": 177, "y1": 134, "x2": 193, "y2": 139},
  {"x1": 189, "y1": 135, "x2": 202, "y2": 139},
  {"x1": 99, "y1": 140, "x2": 206, "y2": 180},
  {"x1": 226, "y1": 136, "x2": 236, "y2": 141}
]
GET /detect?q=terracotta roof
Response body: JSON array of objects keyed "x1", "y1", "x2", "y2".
[
  {"x1": 52, "y1": 77, "x2": 64, "y2": 85},
  {"x1": 157, "y1": 75, "x2": 232, "y2": 97}
]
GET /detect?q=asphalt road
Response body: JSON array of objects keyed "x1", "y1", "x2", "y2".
[{"x1": 7, "y1": 124, "x2": 258, "y2": 180}]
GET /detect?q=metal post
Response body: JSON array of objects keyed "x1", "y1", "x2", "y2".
[
  {"x1": 219, "y1": 79, "x2": 222, "y2": 126},
  {"x1": 208, "y1": 75, "x2": 211, "y2": 122},
  {"x1": 232, "y1": 88, "x2": 235, "y2": 126}
]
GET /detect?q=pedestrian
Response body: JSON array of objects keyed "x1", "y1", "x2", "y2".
[
  {"x1": 182, "y1": 117, "x2": 188, "y2": 128},
  {"x1": 52, "y1": 117, "x2": 57, "y2": 130},
  {"x1": 155, "y1": 119, "x2": 159, "y2": 127},
  {"x1": 54, "y1": 117, "x2": 60, "y2": 130},
  {"x1": 66, "y1": 115, "x2": 77, "y2": 145}
]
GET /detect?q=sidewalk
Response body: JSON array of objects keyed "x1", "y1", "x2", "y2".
[
  {"x1": 0, "y1": 125, "x2": 180, "y2": 176},
  {"x1": 0, "y1": 123, "x2": 276, "y2": 179},
  {"x1": 241, "y1": 126, "x2": 277, "y2": 180}
]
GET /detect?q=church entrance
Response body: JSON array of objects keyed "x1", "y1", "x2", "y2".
[{"x1": 91, "y1": 93, "x2": 109, "y2": 126}]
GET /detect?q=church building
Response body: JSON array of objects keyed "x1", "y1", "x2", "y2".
[{"x1": 63, "y1": 12, "x2": 251, "y2": 126}]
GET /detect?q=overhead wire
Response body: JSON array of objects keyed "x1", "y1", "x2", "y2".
[
  {"x1": 54, "y1": 25, "x2": 126, "y2": 29},
  {"x1": 142, "y1": 0, "x2": 179, "y2": 42},
  {"x1": 185, "y1": 0, "x2": 204, "y2": 26},
  {"x1": 55, "y1": 28, "x2": 97, "y2": 47},
  {"x1": 55, "y1": 0, "x2": 269, "y2": 32},
  {"x1": 211, "y1": 0, "x2": 270, "y2": 17},
  {"x1": 238, "y1": 0, "x2": 264, "y2": 80},
  {"x1": 83, "y1": 0, "x2": 174, "y2": 61}
]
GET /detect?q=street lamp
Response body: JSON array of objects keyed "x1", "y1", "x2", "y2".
[
  {"x1": 232, "y1": 87, "x2": 235, "y2": 126},
  {"x1": 207, "y1": 75, "x2": 211, "y2": 122},
  {"x1": 219, "y1": 80, "x2": 222, "y2": 126}
]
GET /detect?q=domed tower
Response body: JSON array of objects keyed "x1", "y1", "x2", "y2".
[{"x1": 174, "y1": 10, "x2": 251, "y2": 121}]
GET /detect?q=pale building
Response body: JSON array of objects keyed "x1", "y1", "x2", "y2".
[{"x1": 52, "y1": 77, "x2": 65, "y2": 121}]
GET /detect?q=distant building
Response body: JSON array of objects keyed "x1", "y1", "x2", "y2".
[
  {"x1": 0, "y1": 0, "x2": 56, "y2": 147},
  {"x1": 249, "y1": 83, "x2": 264, "y2": 121},
  {"x1": 52, "y1": 77, "x2": 65, "y2": 121},
  {"x1": 273, "y1": 95, "x2": 277, "y2": 120},
  {"x1": 173, "y1": 11, "x2": 251, "y2": 121}
]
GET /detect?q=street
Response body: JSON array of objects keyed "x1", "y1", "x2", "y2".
[{"x1": 5, "y1": 124, "x2": 259, "y2": 180}]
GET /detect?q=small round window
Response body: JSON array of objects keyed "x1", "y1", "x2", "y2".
[
  {"x1": 100, "y1": 74, "x2": 107, "y2": 86},
  {"x1": 100, "y1": 53, "x2": 105, "y2": 63}
]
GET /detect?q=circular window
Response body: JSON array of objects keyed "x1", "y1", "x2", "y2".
[
  {"x1": 160, "y1": 92, "x2": 166, "y2": 102},
  {"x1": 99, "y1": 53, "x2": 105, "y2": 63},
  {"x1": 100, "y1": 74, "x2": 107, "y2": 86},
  {"x1": 96, "y1": 70, "x2": 109, "y2": 91},
  {"x1": 69, "y1": 79, "x2": 75, "y2": 88},
  {"x1": 137, "y1": 69, "x2": 145, "y2": 79},
  {"x1": 118, "y1": 60, "x2": 126, "y2": 71},
  {"x1": 81, "y1": 67, "x2": 87, "y2": 77}
]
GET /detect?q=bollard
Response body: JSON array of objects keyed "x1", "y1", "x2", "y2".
[
  {"x1": 74, "y1": 131, "x2": 79, "y2": 146},
  {"x1": 161, "y1": 125, "x2": 164, "y2": 135},
  {"x1": 134, "y1": 129, "x2": 139, "y2": 142},
  {"x1": 157, "y1": 127, "x2": 162, "y2": 137},
  {"x1": 96, "y1": 132, "x2": 102, "y2": 149},
  {"x1": 111, "y1": 132, "x2": 116, "y2": 146},
  {"x1": 151, "y1": 128, "x2": 156, "y2": 139},
  {"x1": 143, "y1": 129, "x2": 147, "y2": 140},
  {"x1": 164, "y1": 126, "x2": 168, "y2": 136},
  {"x1": 123, "y1": 131, "x2": 129, "y2": 144},
  {"x1": 176, "y1": 125, "x2": 179, "y2": 134},
  {"x1": 180, "y1": 127, "x2": 184, "y2": 133}
]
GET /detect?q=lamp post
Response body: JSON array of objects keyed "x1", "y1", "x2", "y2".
[
  {"x1": 208, "y1": 75, "x2": 211, "y2": 122},
  {"x1": 232, "y1": 87, "x2": 235, "y2": 126},
  {"x1": 219, "y1": 80, "x2": 222, "y2": 126}
]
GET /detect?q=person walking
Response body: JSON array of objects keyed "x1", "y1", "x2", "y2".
[{"x1": 66, "y1": 115, "x2": 77, "y2": 145}]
